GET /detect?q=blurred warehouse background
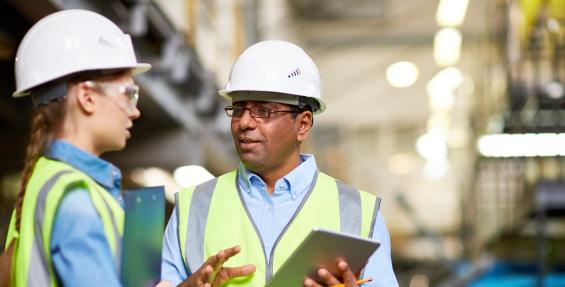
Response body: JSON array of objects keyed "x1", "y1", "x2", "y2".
[{"x1": 0, "y1": 0, "x2": 564, "y2": 286}]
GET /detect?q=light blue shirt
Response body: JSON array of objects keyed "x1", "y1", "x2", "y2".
[
  {"x1": 46, "y1": 140, "x2": 123, "y2": 287},
  {"x1": 161, "y1": 154, "x2": 398, "y2": 286}
]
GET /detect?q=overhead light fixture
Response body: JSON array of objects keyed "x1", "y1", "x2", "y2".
[
  {"x1": 416, "y1": 131, "x2": 448, "y2": 161},
  {"x1": 436, "y1": 0, "x2": 470, "y2": 27},
  {"x1": 427, "y1": 67, "x2": 463, "y2": 95},
  {"x1": 173, "y1": 165, "x2": 214, "y2": 188},
  {"x1": 424, "y1": 159, "x2": 448, "y2": 181},
  {"x1": 386, "y1": 61, "x2": 419, "y2": 88},
  {"x1": 478, "y1": 133, "x2": 565, "y2": 157},
  {"x1": 427, "y1": 67, "x2": 463, "y2": 110},
  {"x1": 434, "y1": 28, "x2": 462, "y2": 66}
]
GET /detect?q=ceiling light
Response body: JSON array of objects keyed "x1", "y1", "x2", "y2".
[
  {"x1": 434, "y1": 28, "x2": 462, "y2": 66},
  {"x1": 436, "y1": 0, "x2": 470, "y2": 27},
  {"x1": 386, "y1": 61, "x2": 419, "y2": 88},
  {"x1": 478, "y1": 133, "x2": 565, "y2": 157},
  {"x1": 427, "y1": 67, "x2": 463, "y2": 110},
  {"x1": 427, "y1": 67, "x2": 463, "y2": 96},
  {"x1": 416, "y1": 131, "x2": 448, "y2": 161},
  {"x1": 173, "y1": 165, "x2": 214, "y2": 188},
  {"x1": 424, "y1": 159, "x2": 448, "y2": 181}
]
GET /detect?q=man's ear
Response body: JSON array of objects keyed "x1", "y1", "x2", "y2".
[
  {"x1": 296, "y1": 110, "x2": 313, "y2": 143},
  {"x1": 73, "y1": 82, "x2": 97, "y2": 115}
]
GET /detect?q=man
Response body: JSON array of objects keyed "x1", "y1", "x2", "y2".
[{"x1": 161, "y1": 40, "x2": 398, "y2": 287}]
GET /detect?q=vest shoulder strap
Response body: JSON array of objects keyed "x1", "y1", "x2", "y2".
[{"x1": 176, "y1": 173, "x2": 227, "y2": 273}]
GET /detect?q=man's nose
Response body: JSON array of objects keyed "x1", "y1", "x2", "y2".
[{"x1": 238, "y1": 109, "x2": 257, "y2": 130}]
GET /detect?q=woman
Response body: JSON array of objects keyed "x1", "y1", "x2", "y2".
[{"x1": 0, "y1": 9, "x2": 150, "y2": 286}]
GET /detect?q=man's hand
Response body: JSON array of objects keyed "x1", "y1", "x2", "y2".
[
  {"x1": 303, "y1": 260, "x2": 359, "y2": 287},
  {"x1": 177, "y1": 245, "x2": 256, "y2": 287}
]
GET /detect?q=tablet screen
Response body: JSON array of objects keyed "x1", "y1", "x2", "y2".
[{"x1": 121, "y1": 186, "x2": 165, "y2": 287}]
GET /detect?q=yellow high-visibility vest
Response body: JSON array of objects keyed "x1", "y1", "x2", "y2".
[
  {"x1": 5, "y1": 157, "x2": 124, "y2": 287},
  {"x1": 176, "y1": 170, "x2": 380, "y2": 286}
]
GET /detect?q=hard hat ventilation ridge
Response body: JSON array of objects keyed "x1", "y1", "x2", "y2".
[{"x1": 288, "y1": 68, "x2": 301, "y2": 78}]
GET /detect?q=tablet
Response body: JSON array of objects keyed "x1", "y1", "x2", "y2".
[
  {"x1": 120, "y1": 186, "x2": 165, "y2": 287},
  {"x1": 267, "y1": 228, "x2": 380, "y2": 287}
]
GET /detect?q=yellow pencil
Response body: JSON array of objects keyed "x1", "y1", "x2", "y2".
[{"x1": 329, "y1": 278, "x2": 373, "y2": 287}]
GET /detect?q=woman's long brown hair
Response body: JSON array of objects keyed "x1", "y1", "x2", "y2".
[
  {"x1": 0, "y1": 100, "x2": 66, "y2": 286},
  {"x1": 0, "y1": 68, "x2": 129, "y2": 286}
]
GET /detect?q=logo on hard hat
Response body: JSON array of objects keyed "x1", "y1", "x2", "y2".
[
  {"x1": 288, "y1": 68, "x2": 301, "y2": 78},
  {"x1": 98, "y1": 37, "x2": 116, "y2": 48}
]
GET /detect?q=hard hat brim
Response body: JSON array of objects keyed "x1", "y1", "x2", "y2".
[
  {"x1": 218, "y1": 88, "x2": 326, "y2": 114},
  {"x1": 13, "y1": 63, "x2": 152, "y2": 98}
]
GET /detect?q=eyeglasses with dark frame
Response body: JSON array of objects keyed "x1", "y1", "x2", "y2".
[{"x1": 224, "y1": 106, "x2": 300, "y2": 118}]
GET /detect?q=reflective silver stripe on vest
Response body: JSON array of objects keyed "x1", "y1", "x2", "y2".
[
  {"x1": 368, "y1": 197, "x2": 381, "y2": 238},
  {"x1": 99, "y1": 193, "x2": 122, "y2": 273},
  {"x1": 184, "y1": 178, "x2": 217, "y2": 273},
  {"x1": 30, "y1": 170, "x2": 71, "y2": 286},
  {"x1": 360, "y1": 197, "x2": 381, "y2": 279},
  {"x1": 336, "y1": 180, "x2": 362, "y2": 235},
  {"x1": 265, "y1": 171, "x2": 319, "y2": 281}
]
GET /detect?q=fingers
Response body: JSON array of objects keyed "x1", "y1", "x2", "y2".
[
  {"x1": 221, "y1": 245, "x2": 242, "y2": 260},
  {"x1": 313, "y1": 261, "x2": 359, "y2": 287},
  {"x1": 303, "y1": 277, "x2": 324, "y2": 287},
  {"x1": 213, "y1": 264, "x2": 256, "y2": 286},
  {"x1": 200, "y1": 245, "x2": 242, "y2": 283},
  {"x1": 206, "y1": 245, "x2": 242, "y2": 269},
  {"x1": 337, "y1": 261, "x2": 358, "y2": 287},
  {"x1": 180, "y1": 264, "x2": 214, "y2": 287},
  {"x1": 202, "y1": 264, "x2": 214, "y2": 283},
  {"x1": 224, "y1": 264, "x2": 256, "y2": 278},
  {"x1": 317, "y1": 268, "x2": 342, "y2": 286},
  {"x1": 199, "y1": 246, "x2": 251, "y2": 286}
]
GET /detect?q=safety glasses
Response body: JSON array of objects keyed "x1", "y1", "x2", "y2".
[{"x1": 84, "y1": 80, "x2": 140, "y2": 113}]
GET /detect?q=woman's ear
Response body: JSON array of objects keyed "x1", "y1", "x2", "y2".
[
  {"x1": 73, "y1": 82, "x2": 97, "y2": 115},
  {"x1": 296, "y1": 110, "x2": 313, "y2": 143}
]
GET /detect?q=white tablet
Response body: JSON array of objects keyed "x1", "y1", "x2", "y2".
[{"x1": 267, "y1": 228, "x2": 380, "y2": 287}]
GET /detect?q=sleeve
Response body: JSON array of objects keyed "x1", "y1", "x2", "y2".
[
  {"x1": 362, "y1": 210, "x2": 399, "y2": 287},
  {"x1": 50, "y1": 188, "x2": 122, "y2": 287},
  {"x1": 161, "y1": 206, "x2": 190, "y2": 285}
]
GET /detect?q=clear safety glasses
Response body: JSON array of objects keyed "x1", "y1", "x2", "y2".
[{"x1": 85, "y1": 81, "x2": 140, "y2": 113}]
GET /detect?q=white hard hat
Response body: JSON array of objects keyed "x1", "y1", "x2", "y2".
[
  {"x1": 13, "y1": 9, "x2": 151, "y2": 97},
  {"x1": 219, "y1": 40, "x2": 326, "y2": 114}
]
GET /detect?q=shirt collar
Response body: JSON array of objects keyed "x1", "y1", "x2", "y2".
[
  {"x1": 237, "y1": 154, "x2": 318, "y2": 200},
  {"x1": 44, "y1": 139, "x2": 122, "y2": 198}
]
